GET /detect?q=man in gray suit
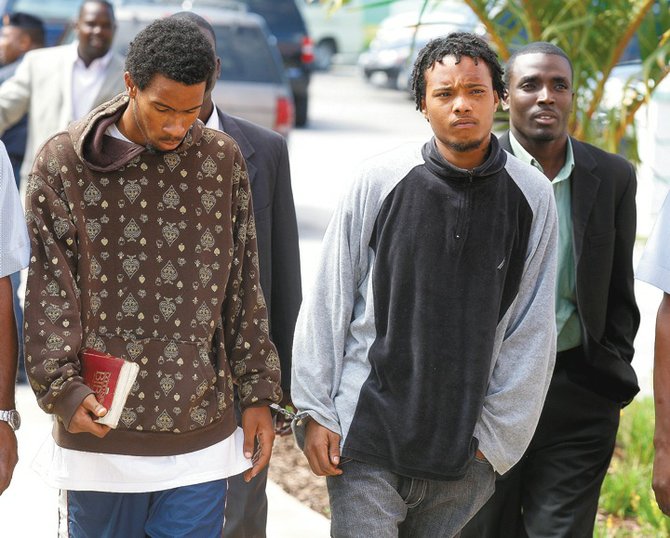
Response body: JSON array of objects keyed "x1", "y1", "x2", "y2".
[
  {"x1": 171, "y1": 11, "x2": 302, "y2": 538},
  {"x1": 0, "y1": 0, "x2": 125, "y2": 194}
]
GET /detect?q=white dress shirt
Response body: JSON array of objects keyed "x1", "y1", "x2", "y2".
[
  {"x1": 71, "y1": 43, "x2": 114, "y2": 121},
  {"x1": 205, "y1": 107, "x2": 223, "y2": 130}
]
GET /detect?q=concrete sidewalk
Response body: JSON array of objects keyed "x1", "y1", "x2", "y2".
[
  {"x1": 0, "y1": 385, "x2": 330, "y2": 537},
  {"x1": 267, "y1": 481, "x2": 330, "y2": 537}
]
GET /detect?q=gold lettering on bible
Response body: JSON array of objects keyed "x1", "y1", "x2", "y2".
[{"x1": 92, "y1": 371, "x2": 111, "y2": 400}]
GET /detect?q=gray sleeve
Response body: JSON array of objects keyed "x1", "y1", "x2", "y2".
[
  {"x1": 290, "y1": 183, "x2": 365, "y2": 441},
  {"x1": 291, "y1": 145, "x2": 421, "y2": 446},
  {"x1": 474, "y1": 162, "x2": 559, "y2": 474}
]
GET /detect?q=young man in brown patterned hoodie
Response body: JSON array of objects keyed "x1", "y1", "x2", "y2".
[{"x1": 23, "y1": 17, "x2": 281, "y2": 536}]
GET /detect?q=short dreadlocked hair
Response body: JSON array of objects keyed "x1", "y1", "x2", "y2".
[
  {"x1": 125, "y1": 17, "x2": 215, "y2": 90},
  {"x1": 410, "y1": 32, "x2": 504, "y2": 111}
]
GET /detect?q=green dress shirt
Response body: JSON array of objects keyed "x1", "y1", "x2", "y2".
[{"x1": 509, "y1": 133, "x2": 581, "y2": 352}]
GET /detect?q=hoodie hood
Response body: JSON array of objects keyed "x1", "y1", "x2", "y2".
[
  {"x1": 422, "y1": 134, "x2": 507, "y2": 182},
  {"x1": 68, "y1": 92, "x2": 205, "y2": 173}
]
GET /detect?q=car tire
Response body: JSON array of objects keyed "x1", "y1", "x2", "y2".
[
  {"x1": 385, "y1": 70, "x2": 399, "y2": 89},
  {"x1": 314, "y1": 40, "x2": 336, "y2": 71},
  {"x1": 295, "y1": 94, "x2": 308, "y2": 127}
]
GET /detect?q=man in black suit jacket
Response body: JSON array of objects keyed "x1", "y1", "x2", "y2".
[
  {"x1": 217, "y1": 108, "x2": 301, "y2": 538},
  {"x1": 172, "y1": 12, "x2": 302, "y2": 538},
  {"x1": 462, "y1": 42, "x2": 639, "y2": 537}
]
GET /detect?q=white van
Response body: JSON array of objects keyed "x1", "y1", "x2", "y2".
[{"x1": 299, "y1": 0, "x2": 386, "y2": 70}]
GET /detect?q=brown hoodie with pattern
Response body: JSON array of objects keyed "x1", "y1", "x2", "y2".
[{"x1": 24, "y1": 93, "x2": 282, "y2": 456}]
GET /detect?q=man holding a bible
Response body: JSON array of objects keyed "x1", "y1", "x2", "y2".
[{"x1": 23, "y1": 17, "x2": 281, "y2": 537}]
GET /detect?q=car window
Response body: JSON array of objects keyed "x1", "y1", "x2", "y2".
[
  {"x1": 215, "y1": 24, "x2": 283, "y2": 83},
  {"x1": 619, "y1": 35, "x2": 641, "y2": 64},
  {"x1": 241, "y1": 0, "x2": 306, "y2": 34},
  {"x1": 6, "y1": 0, "x2": 81, "y2": 44},
  {"x1": 10, "y1": 0, "x2": 80, "y2": 19}
]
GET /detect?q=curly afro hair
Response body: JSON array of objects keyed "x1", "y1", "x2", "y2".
[
  {"x1": 410, "y1": 32, "x2": 504, "y2": 111},
  {"x1": 125, "y1": 17, "x2": 215, "y2": 90}
]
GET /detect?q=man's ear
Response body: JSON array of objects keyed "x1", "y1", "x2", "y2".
[
  {"x1": 18, "y1": 32, "x2": 31, "y2": 53},
  {"x1": 124, "y1": 72, "x2": 137, "y2": 98},
  {"x1": 501, "y1": 91, "x2": 510, "y2": 112},
  {"x1": 421, "y1": 98, "x2": 429, "y2": 122}
]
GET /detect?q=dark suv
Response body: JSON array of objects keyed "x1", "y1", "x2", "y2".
[{"x1": 239, "y1": 0, "x2": 313, "y2": 127}]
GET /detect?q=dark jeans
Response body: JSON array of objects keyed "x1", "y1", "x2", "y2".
[
  {"x1": 327, "y1": 457, "x2": 495, "y2": 538},
  {"x1": 461, "y1": 348, "x2": 620, "y2": 538},
  {"x1": 223, "y1": 467, "x2": 269, "y2": 538}
]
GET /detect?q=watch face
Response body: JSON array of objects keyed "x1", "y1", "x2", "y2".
[
  {"x1": 0, "y1": 410, "x2": 20, "y2": 431},
  {"x1": 9, "y1": 410, "x2": 20, "y2": 431}
]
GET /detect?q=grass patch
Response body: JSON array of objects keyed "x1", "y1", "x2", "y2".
[{"x1": 596, "y1": 397, "x2": 670, "y2": 536}]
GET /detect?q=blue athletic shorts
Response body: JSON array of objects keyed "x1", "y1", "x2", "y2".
[{"x1": 59, "y1": 479, "x2": 227, "y2": 537}]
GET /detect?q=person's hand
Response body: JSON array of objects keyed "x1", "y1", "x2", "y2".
[
  {"x1": 653, "y1": 447, "x2": 670, "y2": 515},
  {"x1": 303, "y1": 419, "x2": 342, "y2": 476},
  {"x1": 242, "y1": 406, "x2": 275, "y2": 483},
  {"x1": 274, "y1": 391, "x2": 295, "y2": 437},
  {"x1": 0, "y1": 422, "x2": 17, "y2": 494},
  {"x1": 66, "y1": 394, "x2": 111, "y2": 438}
]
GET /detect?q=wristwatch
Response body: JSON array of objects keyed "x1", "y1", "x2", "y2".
[{"x1": 0, "y1": 409, "x2": 21, "y2": 431}]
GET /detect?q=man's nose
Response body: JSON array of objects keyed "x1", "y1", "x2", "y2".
[
  {"x1": 453, "y1": 95, "x2": 472, "y2": 113},
  {"x1": 164, "y1": 118, "x2": 188, "y2": 138},
  {"x1": 537, "y1": 86, "x2": 554, "y2": 103}
]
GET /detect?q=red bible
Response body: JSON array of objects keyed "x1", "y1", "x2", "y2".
[{"x1": 79, "y1": 348, "x2": 140, "y2": 428}]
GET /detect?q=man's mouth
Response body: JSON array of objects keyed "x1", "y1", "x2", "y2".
[
  {"x1": 452, "y1": 118, "x2": 477, "y2": 127},
  {"x1": 532, "y1": 111, "x2": 558, "y2": 124},
  {"x1": 160, "y1": 139, "x2": 182, "y2": 149},
  {"x1": 89, "y1": 38, "x2": 106, "y2": 48}
]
